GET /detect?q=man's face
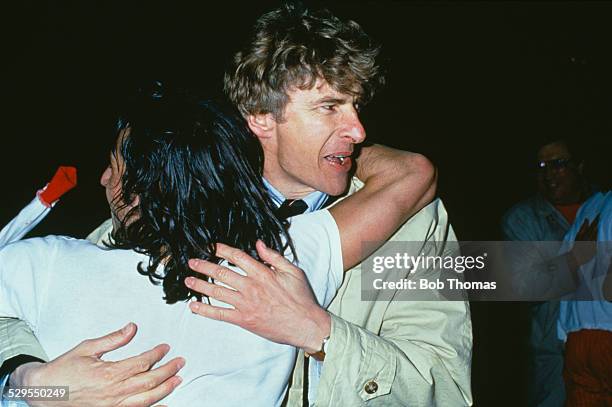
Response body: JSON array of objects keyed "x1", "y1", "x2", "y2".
[
  {"x1": 99, "y1": 129, "x2": 135, "y2": 229},
  {"x1": 268, "y1": 80, "x2": 366, "y2": 197},
  {"x1": 536, "y1": 141, "x2": 583, "y2": 205}
]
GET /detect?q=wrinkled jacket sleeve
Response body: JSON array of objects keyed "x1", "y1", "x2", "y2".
[
  {"x1": 317, "y1": 302, "x2": 472, "y2": 406},
  {"x1": 0, "y1": 319, "x2": 48, "y2": 367}
]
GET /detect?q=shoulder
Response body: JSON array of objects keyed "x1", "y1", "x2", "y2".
[
  {"x1": 87, "y1": 218, "x2": 114, "y2": 245},
  {"x1": 502, "y1": 196, "x2": 540, "y2": 223},
  {"x1": 0, "y1": 235, "x2": 109, "y2": 266},
  {"x1": 390, "y1": 197, "x2": 452, "y2": 242},
  {"x1": 501, "y1": 196, "x2": 553, "y2": 232},
  {"x1": 287, "y1": 210, "x2": 338, "y2": 245},
  {"x1": 1, "y1": 235, "x2": 87, "y2": 254},
  {"x1": 286, "y1": 209, "x2": 342, "y2": 264},
  {"x1": 0, "y1": 236, "x2": 97, "y2": 290}
]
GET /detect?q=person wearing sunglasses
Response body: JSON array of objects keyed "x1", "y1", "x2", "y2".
[{"x1": 502, "y1": 138, "x2": 595, "y2": 407}]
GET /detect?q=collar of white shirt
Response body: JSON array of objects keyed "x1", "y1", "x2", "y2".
[{"x1": 262, "y1": 178, "x2": 329, "y2": 213}]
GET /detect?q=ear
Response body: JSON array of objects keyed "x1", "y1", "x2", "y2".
[
  {"x1": 123, "y1": 195, "x2": 140, "y2": 223},
  {"x1": 577, "y1": 161, "x2": 585, "y2": 175},
  {"x1": 246, "y1": 113, "x2": 276, "y2": 141}
]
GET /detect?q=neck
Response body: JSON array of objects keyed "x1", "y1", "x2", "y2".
[
  {"x1": 558, "y1": 188, "x2": 586, "y2": 205},
  {"x1": 262, "y1": 149, "x2": 315, "y2": 199},
  {"x1": 263, "y1": 168, "x2": 315, "y2": 199}
]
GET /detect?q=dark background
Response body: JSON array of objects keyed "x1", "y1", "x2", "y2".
[{"x1": 2, "y1": 1, "x2": 611, "y2": 406}]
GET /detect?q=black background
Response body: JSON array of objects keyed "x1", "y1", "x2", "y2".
[{"x1": 2, "y1": 1, "x2": 612, "y2": 405}]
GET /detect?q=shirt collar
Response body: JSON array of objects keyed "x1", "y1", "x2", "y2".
[{"x1": 262, "y1": 178, "x2": 329, "y2": 213}]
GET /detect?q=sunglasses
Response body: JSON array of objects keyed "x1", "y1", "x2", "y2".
[{"x1": 536, "y1": 158, "x2": 572, "y2": 171}]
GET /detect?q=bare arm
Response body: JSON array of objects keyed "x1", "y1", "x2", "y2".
[{"x1": 331, "y1": 144, "x2": 436, "y2": 269}]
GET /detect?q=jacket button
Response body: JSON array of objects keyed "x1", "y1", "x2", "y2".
[{"x1": 364, "y1": 380, "x2": 378, "y2": 394}]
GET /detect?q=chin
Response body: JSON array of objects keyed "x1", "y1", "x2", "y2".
[{"x1": 323, "y1": 179, "x2": 350, "y2": 196}]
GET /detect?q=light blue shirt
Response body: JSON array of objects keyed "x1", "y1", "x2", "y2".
[
  {"x1": 0, "y1": 374, "x2": 26, "y2": 407},
  {"x1": 262, "y1": 178, "x2": 329, "y2": 213},
  {"x1": 558, "y1": 191, "x2": 612, "y2": 341},
  {"x1": 261, "y1": 178, "x2": 329, "y2": 404}
]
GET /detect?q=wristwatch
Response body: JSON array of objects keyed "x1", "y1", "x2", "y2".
[{"x1": 306, "y1": 335, "x2": 330, "y2": 361}]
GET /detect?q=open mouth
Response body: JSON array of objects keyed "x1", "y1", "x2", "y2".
[{"x1": 324, "y1": 153, "x2": 351, "y2": 166}]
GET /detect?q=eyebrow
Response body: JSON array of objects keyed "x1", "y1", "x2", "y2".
[{"x1": 312, "y1": 96, "x2": 349, "y2": 105}]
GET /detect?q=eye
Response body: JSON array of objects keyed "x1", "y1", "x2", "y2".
[
  {"x1": 353, "y1": 102, "x2": 361, "y2": 113},
  {"x1": 320, "y1": 104, "x2": 337, "y2": 112}
]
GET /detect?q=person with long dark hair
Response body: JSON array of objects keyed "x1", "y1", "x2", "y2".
[{"x1": 0, "y1": 86, "x2": 423, "y2": 406}]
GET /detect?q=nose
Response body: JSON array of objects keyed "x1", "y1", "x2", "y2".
[
  {"x1": 100, "y1": 166, "x2": 111, "y2": 187},
  {"x1": 342, "y1": 107, "x2": 366, "y2": 144},
  {"x1": 544, "y1": 165, "x2": 560, "y2": 180}
]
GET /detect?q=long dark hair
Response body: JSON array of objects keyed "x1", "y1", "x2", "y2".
[{"x1": 109, "y1": 84, "x2": 292, "y2": 304}]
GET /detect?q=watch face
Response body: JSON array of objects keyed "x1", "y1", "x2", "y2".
[{"x1": 322, "y1": 336, "x2": 330, "y2": 353}]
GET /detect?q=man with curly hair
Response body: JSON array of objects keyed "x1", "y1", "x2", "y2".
[
  {"x1": 0, "y1": 3, "x2": 472, "y2": 406},
  {"x1": 189, "y1": 4, "x2": 473, "y2": 406}
]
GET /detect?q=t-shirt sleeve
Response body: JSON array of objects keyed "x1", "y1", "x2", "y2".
[
  {"x1": 0, "y1": 237, "x2": 56, "y2": 333},
  {"x1": 287, "y1": 209, "x2": 343, "y2": 308}
]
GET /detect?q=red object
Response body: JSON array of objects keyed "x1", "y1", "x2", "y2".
[
  {"x1": 555, "y1": 203, "x2": 582, "y2": 224},
  {"x1": 563, "y1": 329, "x2": 612, "y2": 406},
  {"x1": 38, "y1": 166, "x2": 78, "y2": 207}
]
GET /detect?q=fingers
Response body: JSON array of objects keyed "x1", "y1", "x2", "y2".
[
  {"x1": 185, "y1": 277, "x2": 241, "y2": 306},
  {"x1": 76, "y1": 322, "x2": 138, "y2": 357},
  {"x1": 119, "y1": 376, "x2": 182, "y2": 407},
  {"x1": 120, "y1": 357, "x2": 185, "y2": 399},
  {"x1": 189, "y1": 301, "x2": 241, "y2": 325},
  {"x1": 188, "y1": 259, "x2": 245, "y2": 290},
  {"x1": 113, "y1": 343, "x2": 171, "y2": 381},
  {"x1": 214, "y1": 243, "x2": 271, "y2": 277},
  {"x1": 255, "y1": 240, "x2": 296, "y2": 272}
]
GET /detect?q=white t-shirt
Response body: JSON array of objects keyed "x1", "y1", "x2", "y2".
[{"x1": 0, "y1": 210, "x2": 342, "y2": 406}]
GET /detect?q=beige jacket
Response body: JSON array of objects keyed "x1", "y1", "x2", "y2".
[{"x1": 285, "y1": 179, "x2": 473, "y2": 406}]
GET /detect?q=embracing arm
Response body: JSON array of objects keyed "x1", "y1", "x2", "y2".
[
  {"x1": 331, "y1": 144, "x2": 436, "y2": 269},
  {"x1": 0, "y1": 316, "x2": 183, "y2": 407},
  {"x1": 5, "y1": 323, "x2": 183, "y2": 407}
]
